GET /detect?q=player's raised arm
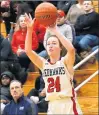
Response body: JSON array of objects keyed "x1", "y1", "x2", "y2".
[
  {"x1": 47, "y1": 25, "x2": 75, "y2": 74},
  {"x1": 25, "y1": 13, "x2": 44, "y2": 70}
]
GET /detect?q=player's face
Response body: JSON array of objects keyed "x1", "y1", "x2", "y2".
[
  {"x1": 19, "y1": 16, "x2": 27, "y2": 29},
  {"x1": 46, "y1": 36, "x2": 61, "y2": 56}
]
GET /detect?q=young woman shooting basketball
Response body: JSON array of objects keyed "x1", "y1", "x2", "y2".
[{"x1": 25, "y1": 13, "x2": 82, "y2": 115}]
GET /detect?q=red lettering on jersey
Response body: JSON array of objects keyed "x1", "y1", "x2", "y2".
[{"x1": 47, "y1": 76, "x2": 61, "y2": 93}]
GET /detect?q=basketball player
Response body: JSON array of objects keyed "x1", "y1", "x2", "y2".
[{"x1": 25, "y1": 13, "x2": 83, "y2": 114}]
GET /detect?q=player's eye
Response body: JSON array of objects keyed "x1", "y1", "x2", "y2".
[
  {"x1": 52, "y1": 43, "x2": 56, "y2": 45},
  {"x1": 47, "y1": 43, "x2": 50, "y2": 46}
]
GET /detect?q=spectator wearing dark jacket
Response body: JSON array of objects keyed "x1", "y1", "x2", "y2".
[
  {"x1": 0, "y1": 71, "x2": 14, "y2": 114},
  {"x1": 74, "y1": 0, "x2": 99, "y2": 54},
  {"x1": 0, "y1": 34, "x2": 27, "y2": 84},
  {"x1": 2, "y1": 80, "x2": 38, "y2": 115}
]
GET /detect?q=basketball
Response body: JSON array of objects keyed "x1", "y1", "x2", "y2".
[{"x1": 35, "y1": 2, "x2": 57, "y2": 27}]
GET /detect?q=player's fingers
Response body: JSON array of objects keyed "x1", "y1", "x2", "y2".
[
  {"x1": 29, "y1": 13, "x2": 32, "y2": 21},
  {"x1": 25, "y1": 13, "x2": 30, "y2": 23},
  {"x1": 25, "y1": 13, "x2": 29, "y2": 19}
]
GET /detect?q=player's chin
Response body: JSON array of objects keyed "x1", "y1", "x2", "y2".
[{"x1": 48, "y1": 52, "x2": 54, "y2": 56}]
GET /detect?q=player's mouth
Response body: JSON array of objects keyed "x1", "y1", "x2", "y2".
[{"x1": 49, "y1": 49, "x2": 53, "y2": 52}]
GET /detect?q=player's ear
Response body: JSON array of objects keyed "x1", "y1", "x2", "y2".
[
  {"x1": 60, "y1": 46, "x2": 63, "y2": 51},
  {"x1": 60, "y1": 47, "x2": 62, "y2": 51}
]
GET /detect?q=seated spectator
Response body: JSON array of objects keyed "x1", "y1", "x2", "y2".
[
  {"x1": 66, "y1": 0, "x2": 85, "y2": 25},
  {"x1": 74, "y1": 0, "x2": 99, "y2": 57},
  {"x1": 0, "y1": 71, "x2": 14, "y2": 114},
  {"x1": 7, "y1": 2, "x2": 32, "y2": 42},
  {"x1": 1, "y1": 0, "x2": 16, "y2": 34},
  {"x1": 2, "y1": 80, "x2": 38, "y2": 115},
  {"x1": 13, "y1": 1, "x2": 46, "y2": 58},
  {"x1": 27, "y1": 75, "x2": 48, "y2": 112},
  {"x1": 0, "y1": 34, "x2": 27, "y2": 84},
  {"x1": 13, "y1": 2, "x2": 46, "y2": 70},
  {"x1": 11, "y1": 15, "x2": 39, "y2": 70}
]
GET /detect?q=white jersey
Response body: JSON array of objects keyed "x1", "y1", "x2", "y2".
[{"x1": 42, "y1": 57, "x2": 76, "y2": 101}]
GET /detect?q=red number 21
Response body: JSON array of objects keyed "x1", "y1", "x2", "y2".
[{"x1": 47, "y1": 76, "x2": 61, "y2": 93}]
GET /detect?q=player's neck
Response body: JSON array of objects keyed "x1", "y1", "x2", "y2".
[{"x1": 50, "y1": 55, "x2": 60, "y2": 64}]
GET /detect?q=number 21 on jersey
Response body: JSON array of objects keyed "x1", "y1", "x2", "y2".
[{"x1": 47, "y1": 76, "x2": 61, "y2": 93}]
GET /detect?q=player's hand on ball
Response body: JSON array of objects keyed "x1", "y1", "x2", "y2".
[
  {"x1": 25, "y1": 13, "x2": 35, "y2": 30},
  {"x1": 47, "y1": 22, "x2": 58, "y2": 33}
]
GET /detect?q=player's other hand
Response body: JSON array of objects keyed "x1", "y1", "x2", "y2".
[
  {"x1": 47, "y1": 22, "x2": 59, "y2": 33},
  {"x1": 25, "y1": 13, "x2": 35, "y2": 30}
]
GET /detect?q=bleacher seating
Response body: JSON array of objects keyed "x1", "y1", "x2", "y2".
[
  {"x1": 92, "y1": 0, "x2": 99, "y2": 13},
  {"x1": 0, "y1": 21, "x2": 7, "y2": 38}
]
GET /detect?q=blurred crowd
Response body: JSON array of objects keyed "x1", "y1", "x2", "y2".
[{"x1": 0, "y1": 0, "x2": 99, "y2": 114}]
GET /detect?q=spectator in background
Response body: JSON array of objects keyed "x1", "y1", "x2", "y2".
[
  {"x1": 27, "y1": 74, "x2": 48, "y2": 112},
  {"x1": 14, "y1": 1, "x2": 46, "y2": 55},
  {"x1": 16, "y1": 2, "x2": 33, "y2": 20},
  {"x1": 0, "y1": 71, "x2": 14, "y2": 115},
  {"x1": 66, "y1": 0, "x2": 85, "y2": 25},
  {"x1": 13, "y1": 2, "x2": 46, "y2": 71},
  {"x1": 2, "y1": 80, "x2": 38, "y2": 115},
  {"x1": 74, "y1": 0, "x2": 99, "y2": 57},
  {"x1": 57, "y1": 0, "x2": 77, "y2": 14},
  {"x1": 11, "y1": 15, "x2": 39, "y2": 70},
  {"x1": 56, "y1": 10, "x2": 74, "y2": 43},
  {"x1": 0, "y1": 34, "x2": 27, "y2": 84},
  {"x1": 1, "y1": 0, "x2": 11, "y2": 34},
  {"x1": 6, "y1": 1, "x2": 31, "y2": 42},
  {"x1": 1, "y1": 0, "x2": 17, "y2": 34}
]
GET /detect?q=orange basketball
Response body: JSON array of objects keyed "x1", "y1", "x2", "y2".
[{"x1": 35, "y1": 2, "x2": 57, "y2": 27}]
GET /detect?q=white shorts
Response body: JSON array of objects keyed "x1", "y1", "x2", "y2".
[{"x1": 47, "y1": 97, "x2": 83, "y2": 115}]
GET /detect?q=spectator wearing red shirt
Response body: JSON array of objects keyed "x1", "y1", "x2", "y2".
[
  {"x1": 33, "y1": 20, "x2": 46, "y2": 53},
  {"x1": 11, "y1": 15, "x2": 39, "y2": 70}
]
